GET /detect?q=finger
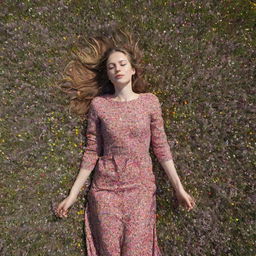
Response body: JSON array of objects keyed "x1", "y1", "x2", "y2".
[
  {"x1": 61, "y1": 208, "x2": 68, "y2": 217},
  {"x1": 56, "y1": 204, "x2": 63, "y2": 213},
  {"x1": 60, "y1": 208, "x2": 66, "y2": 216},
  {"x1": 188, "y1": 199, "x2": 196, "y2": 210},
  {"x1": 191, "y1": 197, "x2": 196, "y2": 206},
  {"x1": 180, "y1": 200, "x2": 189, "y2": 209},
  {"x1": 56, "y1": 210, "x2": 62, "y2": 217},
  {"x1": 185, "y1": 198, "x2": 193, "y2": 211},
  {"x1": 187, "y1": 204, "x2": 192, "y2": 211},
  {"x1": 57, "y1": 208, "x2": 65, "y2": 218},
  {"x1": 182, "y1": 200, "x2": 188, "y2": 208}
]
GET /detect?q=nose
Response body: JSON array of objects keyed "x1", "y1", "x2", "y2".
[{"x1": 115, "y1": 64, "x2": 121, "y2": 73}]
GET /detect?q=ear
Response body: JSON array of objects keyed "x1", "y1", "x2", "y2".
[{"x1": 132, "y1": 68, "x2": 136, "y2": 75}]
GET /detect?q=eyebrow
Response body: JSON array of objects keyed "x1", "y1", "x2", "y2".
[{"x1": 107, "y1": 59, "x2": 128, "y2": 65}]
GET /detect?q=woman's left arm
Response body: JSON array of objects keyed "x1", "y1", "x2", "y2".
[
  {"x1": 160, "y1": 159, "x2": 196, "y2": 211},
  {"x1": 149, "y1": 93, "x2": 195, "y2": 211}
]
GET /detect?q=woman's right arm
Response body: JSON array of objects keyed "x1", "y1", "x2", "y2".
[
  {"x1": 55, "y1": 99, "x2": 102, "y2": 218},
  {"x1": 68, "y1": 167, "x2": 93, "y2": 200},
  {"x1": 55, "y1": 167, "x2": 92, "y2": 218}
]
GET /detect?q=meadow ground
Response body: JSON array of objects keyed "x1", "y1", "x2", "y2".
[{"x1": 1, "y1": 0, "x2": 255, "y2": 255}]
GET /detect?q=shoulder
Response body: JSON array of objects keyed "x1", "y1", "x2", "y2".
[
  {"x1": 89, "y1": 95, "x2": 109, "y2": 115},
  {"x1": 88, "y1": 96, "x2": 102, "y2": 114},
  {"x1": 90, "y1": 95, "x2": 106, "y2": 107},
  {"x1": 144, "y1": 93, "x2": 163, "y2": 115},
  {"x1": 145, "y1": 92, "x2": 158, "y2": 100},
  {"x1": 144, "y1": 92, "x2": 160, "y2": 104}
]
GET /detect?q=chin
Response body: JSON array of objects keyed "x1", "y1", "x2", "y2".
[{"x1": 113, "y1": 79, "x2": 131, "y2": 86}]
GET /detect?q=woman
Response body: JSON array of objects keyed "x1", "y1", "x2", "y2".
[{"x1": 55, "y1": 29, "x2": 196, "y2": 256}]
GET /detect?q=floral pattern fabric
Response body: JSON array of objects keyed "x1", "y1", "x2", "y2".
[{"x1": 81, "y1": 92, "x2": 173, "y2": 256}]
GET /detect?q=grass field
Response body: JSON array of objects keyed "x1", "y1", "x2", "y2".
[{"x1": 1, "y1": 0, "x2": 255, "y2": 255}]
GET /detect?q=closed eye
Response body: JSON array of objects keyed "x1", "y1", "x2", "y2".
[{"x1": 108, "y1": 63, "x2": 126, "y2": 69}]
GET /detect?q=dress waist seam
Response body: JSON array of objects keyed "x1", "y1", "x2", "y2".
[{"x1": 99, "y1": 151, "x2": 150, "y2": 158}]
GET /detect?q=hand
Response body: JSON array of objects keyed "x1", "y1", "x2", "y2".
[
  {"x1": 175, "y1": 189, "x2": 196, "y2": 211},
  {"x1": 55, "y1": 195, "x2": 77, "y2": 218}
]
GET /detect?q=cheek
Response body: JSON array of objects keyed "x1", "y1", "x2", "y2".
[{"x1": 124, "y1": 66, "x2": 134, "y2": 75}]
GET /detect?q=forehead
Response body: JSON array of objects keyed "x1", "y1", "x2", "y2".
[{"x1": 107, "y1": 51, "x2": 129, "y2": 64}]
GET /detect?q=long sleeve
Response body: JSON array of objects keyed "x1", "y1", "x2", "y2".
[
  {"x1": 80, "y1": 100, "x2": 102, "y2": 171},
  {"x1": 150, "y1": 94, "x2": 173, "y2": 162}
]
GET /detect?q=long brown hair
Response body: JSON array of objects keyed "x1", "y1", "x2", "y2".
[{"x1": 56, "y1": 28, "x2": 149, "y2": 117}]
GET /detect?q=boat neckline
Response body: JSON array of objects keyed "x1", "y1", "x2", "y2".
[{"x1": 106, "y1": 93, "x2": 142, "y2": 103}]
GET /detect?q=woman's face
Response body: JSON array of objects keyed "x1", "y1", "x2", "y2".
[{"x1": 106, "y1": 51, "x2": 135, "y2": 86}]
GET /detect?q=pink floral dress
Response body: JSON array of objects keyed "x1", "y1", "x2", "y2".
[{"x1": 80, "y1": 92, "x2": 173, "y2": 256}]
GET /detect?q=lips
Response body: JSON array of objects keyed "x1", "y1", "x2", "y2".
[{"x1": 115, "y1": 74, "x2": 124, "y2": 78}]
